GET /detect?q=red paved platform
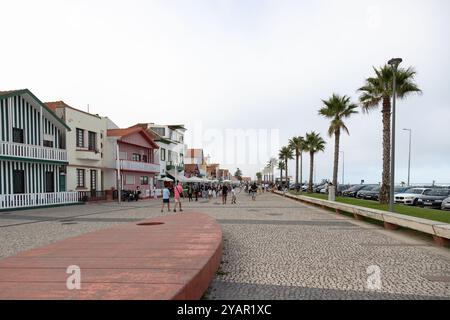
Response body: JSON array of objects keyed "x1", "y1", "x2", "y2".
[{"x1": 0, "y1": 213, "x2": 222, "y2": 300}]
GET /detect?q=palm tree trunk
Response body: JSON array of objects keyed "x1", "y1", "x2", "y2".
[
  {"x1": 308, "y1": 151, "x2": 314, "y2": 193},
  {"x1": 280, "y1": 168, "x2": 283, "y2": 184},
  {"x1": 333, "y1": 129, "x2": 340, "y2": 187},
  {"x1": 380, "y1": 95, "x2": 391, "y2": 204},
  {"x1": 295, "y1": 151, "x2": 299, "y2": 185},
  {"x1": 300, "y1": 152, "x2": 303, "y2": 193},
  {"x1": 285, "y1": 159, "x2": 288, "y2": 187}
]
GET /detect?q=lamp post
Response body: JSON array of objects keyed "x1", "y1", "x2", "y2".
[
  {"x1": 403, "y1": 128, "x2": 412, "y2": 186},
  {"x1": 340, "y1": 151, "x2": 344, "y2": 185},
  {"x1": 388, "y1": 57, "x2": 403, "y2": 212}
]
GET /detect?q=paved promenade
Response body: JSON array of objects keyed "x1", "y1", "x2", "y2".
[{"x1": 1, "y1": 192, "x2": 449, "y2": 299}]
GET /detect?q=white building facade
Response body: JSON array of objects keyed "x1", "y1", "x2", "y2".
[
  {"x1": 0, "y1": 89, "x2": 78, "y2": 210},
  {"x1": 46, "y1": 101, "x2": 111, "y2": 200}
]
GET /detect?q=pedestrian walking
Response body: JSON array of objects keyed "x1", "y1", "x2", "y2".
[
  {"x1": 222, "y1": 184, "x2": 228, "y2": 204},
  {"x1": 188, "y1": 184, "x2": 193, "y2": 202},
  {"x1": 173, "y1": 182, "x2": 184, "y2": 212},
  {"x1": 231, "y1": 187, "x2": 237, "y2": 204},
  {"x1": 250, "y1": 183, "x2": 258, "y2": 201},
  {"x1": 161, "y1": 186, "x2": 171, "y2": 213},
  {"x1": 153, "y1": 185, "x2": 157, "y2": 200}
]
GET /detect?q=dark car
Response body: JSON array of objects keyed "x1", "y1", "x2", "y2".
[
  {"x1": 363, "y1": 186, "x2": 381, "y2": 200},
  {"x1": 337, "y1": 184, "x2": 352, "y2": 196},
  {"x1": 342, "y1": 185, "x2": 366, "y2": 197},
  {"x1": 365, "y1": 186, "x2": 408, "y2": 201},
  {"x1": 417, "y1": 189, "x2": 450, "y2": 208},
  {"x1": 356, "y1": 185, "x2": 379, "y2": 199}
]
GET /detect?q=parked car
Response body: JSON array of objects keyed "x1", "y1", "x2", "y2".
[
  {"x1": 363, "y1": 186, "x2": 381, "y2": 200},
  {"x1": 364, "y1": 186, "x2": 408, "y2": 201},
  {"x1": 356, "y1": 185, "x2": 379, "y2": 199},
  {"x1": 314, "y1": 184, "x2": 327, "y2": 193},
  {"x1": 417, "y1": 189, "x2": 450, "y2": 209},
  {"x1": 337, "y1": 184, "x2": 352, "y2": 196},
  {"x1": 394, "y1": 188, "x2": 432, "y2": 206},
  {"x1": 441, "y1": 197, "x2": 450, "y2": 210},
  {"x1": 342, "y1": 185, "x2": 366, "y2": 197}
]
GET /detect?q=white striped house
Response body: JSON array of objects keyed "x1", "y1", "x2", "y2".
[{"x1": 0, "y1": 89, "x2": 78, "y2": 210}]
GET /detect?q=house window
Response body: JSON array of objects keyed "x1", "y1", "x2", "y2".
[
  {"x1": 132, "y1": 153, "x2": 141, "y2": 161},
  {"x1": 152, "y1": 127, "x2": 165, "y2": 136},
  {"x1": 90, "y1": 170, "x2": 97, "y2": 191},
  {"x1": 45, "y1": 172, "x2": 55, "y2": 193},
  {"x1": 161, "y1": 148, "x2": 166, "y2": 161},
  {"x1": 76, "y1": 128, "x2": 84, "y2": 148},
  {"x1": 140, "y1": 176, "x2": 149, "y2": 185},
  {"x1": 125, "y1": 175, "x2": 135, "y2": 185},
  {"x1": 88, "y1": 131, "x2": 97, "y2": 151},
  {"x1": 142, "y1": 155, "x2": 148, "y2": 163},
  {"x1": 76, "y1": 169, "x2": 85, "y2": 188},
  {"x1": 43, "y1": 140, "x2": 53, "y2": 148},
  {"x1": 13, "y1": 170, "x2": 25, "y2": 194},
  {"x1": 12, "y1": 128, "x2": 24, "y2": 143}
]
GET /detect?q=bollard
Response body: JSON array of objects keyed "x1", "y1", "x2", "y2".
[{"x1": 328, "y1": 186, "x2": 336, "y2": 202}]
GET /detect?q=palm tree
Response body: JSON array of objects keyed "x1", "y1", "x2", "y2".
[
  {"x1": 304, "y1": 131, "x2": 326, "y2": 193},
  {"x1": 279, "y1": 146, "x2": 294, "y2": 186},
  {"x1": 358, "y1": 65, "x2": 421, "y2": 204},
  {"x1": 289, "y1": 136, "x2": 305, "y2": 188},
  {"x1": 277, "y1": 161, "x2": 285, "y2": 184},
  {"x1": 318, "y1": 94, "x2": 358, "y2": 188}
]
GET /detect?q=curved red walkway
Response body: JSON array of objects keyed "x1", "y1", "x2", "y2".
[{"x1": 0, "y1": 213, "x2": 222, "y2": 300}]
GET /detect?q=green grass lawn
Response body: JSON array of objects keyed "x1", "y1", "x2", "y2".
[{"x1": 289, "y1": 191, "x2": 450, "y2": 224}]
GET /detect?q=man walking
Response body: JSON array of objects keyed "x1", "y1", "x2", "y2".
[{"x1": 222, "y1": 184, "x2": 228, "y2": 205}]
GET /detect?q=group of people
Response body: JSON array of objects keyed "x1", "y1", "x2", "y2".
[{"x1": 160, "y1": 182, "x2": 240, "y2": 213}]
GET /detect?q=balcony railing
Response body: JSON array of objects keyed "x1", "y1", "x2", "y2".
[
  {"x1": 120, "y1": 160, "x2": 160, "y2": 173},
  {"x1": 0, "y1": 141, "x2": 67, "y2": 162},
  {"x1": 166, "y1": 161, "x2": 184, "y2": 172},
  {"x1": 0, "y1": 192, "x2": 79, "y2": 210}
]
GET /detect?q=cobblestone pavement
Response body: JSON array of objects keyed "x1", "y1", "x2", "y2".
[
  {"x1": 1, "y1": 192, "x2": 449, "y2": 299},
  {"x1": 199, "y1": 192, "x2": 450, "y2": 300}
]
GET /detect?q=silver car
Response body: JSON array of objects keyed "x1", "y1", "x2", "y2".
[{"x1": 442, "y1": 197, "x2": 450, "y2": 210}]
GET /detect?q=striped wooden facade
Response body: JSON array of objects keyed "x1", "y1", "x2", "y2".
[
  {"x1": 0, "y1": 161, "x2": 64, "y2": 194},
  {"x1": 0, "y1": 95, "x2": 63, "y2": 148},
  {"x1": 0, "y1": 89, "x2": 78, "y2": 210}
]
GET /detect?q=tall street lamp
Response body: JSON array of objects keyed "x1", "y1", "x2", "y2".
[
  {"x1": 388, "y1": 57, "x2": 403, "y2": 212},
  {"x1": 403, "y1": 128, "x2": 412, "y2": 186}
]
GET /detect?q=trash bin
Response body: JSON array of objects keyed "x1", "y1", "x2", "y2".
[{"x1": 328, "y1": 186, "x2": 336, "y2": 202}]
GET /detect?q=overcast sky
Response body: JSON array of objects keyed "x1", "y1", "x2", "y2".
[{"x1": 1, "y1": 0, "x2": 449, "y2": 184}]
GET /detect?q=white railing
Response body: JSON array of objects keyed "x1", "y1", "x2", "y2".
[
  {"x1": 0, "y1": 141, "x2": 67, "y2": 162},
  {"x1": 0, "y1": 192, "x2": 79, "y2": 210},
  {"x1": 120, "y1": 160, "x2": 160, "y2": 173}
]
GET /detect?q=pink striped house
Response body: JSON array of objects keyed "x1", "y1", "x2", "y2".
[{"x1": 104, "y1": 127, "x2": 160, "y2": 199}]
